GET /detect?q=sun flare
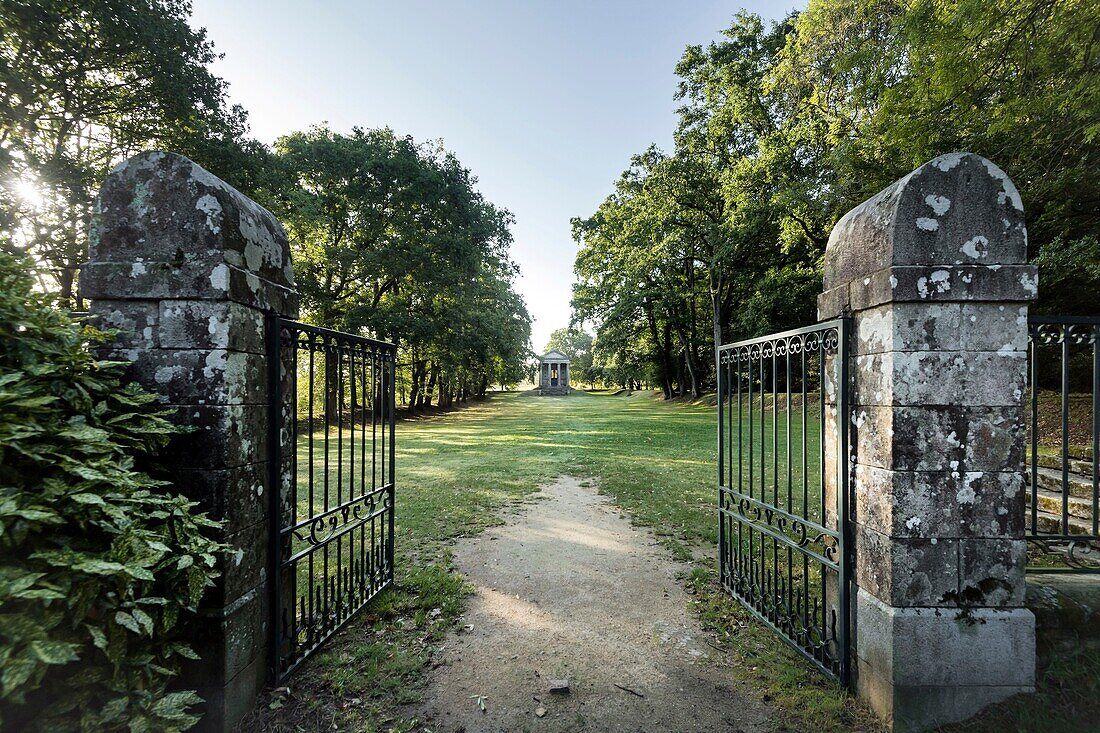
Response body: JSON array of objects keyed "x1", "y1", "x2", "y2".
[{"x1": 12, "y1": 177, "x2": 45, "y2": 209}]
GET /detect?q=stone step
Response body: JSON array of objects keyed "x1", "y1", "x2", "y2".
[
  {"x1": 1026, "y1": 487, "x2": 1095, "y2": 521},
  {"x1": 1030, "y1": 506, "x2": 1098, "y2": 537},
  {"x1": 1035, "y1": 453, "x2": 1097, "y2": 477},
  {"x1": 1027, "y1": 466, "x2": 1096, "y2": 499},
  {"x1": 1027, "y1": 572, "x2": 1100, "y2": 641}
]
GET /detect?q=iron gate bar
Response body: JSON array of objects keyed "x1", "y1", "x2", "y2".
[
  {"x1": 717, "y1": 318, "x2": 851, "y2": 685},
  {"x1": 268, "y1": 316, "x2": 396, "y2": 682},
  {"x1": 1026, "y1": 315, "x2": 1100, "y2": 560}
]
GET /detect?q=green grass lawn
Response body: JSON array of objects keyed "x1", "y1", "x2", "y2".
[{"x1": 245, "y1": 389, "x2": 1095, "y2": 733}]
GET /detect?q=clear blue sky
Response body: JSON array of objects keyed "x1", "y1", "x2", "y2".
[{"x1": 189, "y1": 0, "x2": 801, "y2": 352}]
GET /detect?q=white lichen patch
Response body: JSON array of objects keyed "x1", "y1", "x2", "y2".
[
  {"x1": 960, "y1": 235, "x2": 989, "y2": 259},
  {"x1": 925, "y1": 194, "x2": 951, "y2": 215},
  {"x1": 195, "y1": 194, "x2": 223, "y2": 234},
  {"x1": 918, "y1": 270, "x2": 952, "y2": 298},
  {"x1": 905, "y1": 516, "x2": 922, "y2": 531},
  {"x1": 243, "y1": 241, "x2": 264, "y2": 272},
  {"x1": 1019, "y1": 271, "x2": 1038, "y2": 295},
  {"x1": 916, "y1": 217, "x2": 939, "y2": 231},
  {"x1": 932, "y1": 153, "x2": 965, "y2": 171},
  {"x1": 154, "y1": 365, "x2": 180, "y2": 384},
  {"x1": 209, "y1": 263, "x2": 229, "y2": 292},
  {"x1": 981, "y1": 158, "x2": 1023, "y2": 211},
  {"x1": 130, "y1": 262, "x2": 147, "y2": 277},
  {"x1": 889, "y1": 274, "x2": 898, "y2": 289},
  {"x1": 203, "y1": 350, "x2": 228, "y2": 380}
]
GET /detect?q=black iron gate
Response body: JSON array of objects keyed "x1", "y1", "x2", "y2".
[
  {"x1": 1026, "y1": 315, "x2": 1100, "y2": 568},
  {"x1": 267, "y1": 317, "x2": 396, "y2": 682},
  {"x1": 716, "y1": 320, "x2": 851, "y2": 684}
]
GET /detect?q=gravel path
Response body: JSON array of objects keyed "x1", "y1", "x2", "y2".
[{"x1": 406, "y1": 476, "x2": 773, "y2": 733}]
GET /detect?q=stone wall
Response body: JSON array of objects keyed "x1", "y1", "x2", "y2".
[
  {"x1": 80, "y1": 151, "x2": 298, "y2": 731},
  {"x1": 819, "y1": 153, "x2": 1036, "y2": 731}
]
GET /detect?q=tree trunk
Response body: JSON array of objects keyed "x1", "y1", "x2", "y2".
[
  {"x1": 424, "y1": 363, "x2": 438, "y2": 408},
  {"x1": 325, "y1": 353, "x2": 340, "y2": 425},
  {"x1": 643, "y1": 300, "x2": 674, "y2": 399}
]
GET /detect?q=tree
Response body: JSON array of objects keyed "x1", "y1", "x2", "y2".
[
  {"x1": 574, "y1": 0, "x2": 1099, "y2": 394},
  {"x1": 769, "y1": 0, "x2": 1099, "y2": 306},
  {"x1": 0, "y1": 0, "x2": 258, "y2": 306},
  {"x1": 259, "y1": 125, "x2": 532, "y2": 410}
]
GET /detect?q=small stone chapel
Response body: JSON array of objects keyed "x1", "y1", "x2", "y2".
[{"x1": 537, "y1": 350, "x2": 571, "y2": 395}]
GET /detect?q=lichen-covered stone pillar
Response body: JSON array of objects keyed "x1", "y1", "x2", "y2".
[
  {"x1": 818, "y1": 153, "x2": 1037, "y2": 732},
  {"x1": 80, "y1": 152, "x2": 298, "y2": 731}
]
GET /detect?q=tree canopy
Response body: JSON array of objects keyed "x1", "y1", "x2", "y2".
[
  {"x1": 0, "y1": 0, "x2": 260, "y2": 306},
  {"x1": 573, "y1": 0, "x2": 1100, "y2": 398},
  {"x1": 257, "y1": 126, "x2": 531, "y2": 407},
  {"x1": 1, "y1": 5, "x2": 533, "y2": 404}
]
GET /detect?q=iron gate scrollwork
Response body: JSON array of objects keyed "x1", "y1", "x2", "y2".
[
  {"x1": 268, "y1": 317, "x2": 396, "y2": 682},
  {"x1": 716, "y1": 320, "x2": 851, "y2": 684}
]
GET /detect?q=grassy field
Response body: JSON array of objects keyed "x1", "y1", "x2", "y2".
[{"x1": 244, "y1": 389, "x2": 1097, "y2": 733}]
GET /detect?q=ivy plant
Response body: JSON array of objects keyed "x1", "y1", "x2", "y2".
[{"x1": 0, "y1": 251, "x2": 223, "y2": 731}]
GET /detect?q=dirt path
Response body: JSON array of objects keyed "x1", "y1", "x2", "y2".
[{"x1": 406, "y1": 476, "x2": 773, "y2": 733}]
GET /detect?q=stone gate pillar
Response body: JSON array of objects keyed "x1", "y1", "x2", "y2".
[
  {"x1": 818, "y1": 153, "x2": 1037, "y2": 731},
  {"x1": 80, "y1": 152, "x2": 298, "y2": 731}
]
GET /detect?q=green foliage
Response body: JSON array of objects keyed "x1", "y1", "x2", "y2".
[
  {"x1": 575, "y1": 0, "x2": 1099, "y2": 393},
  {"x1": 258, "y1": 125, "x2": 531, "y2": 407},
  {"x1": 1032, "y1": 237, "x2": 1100, "y2": 315},
  {"x1": 0, "y1": 251, "x2": 223, "y2": 731},
  {"x1": 0, "y1": 0, "x2": 262, "y2": 306}
]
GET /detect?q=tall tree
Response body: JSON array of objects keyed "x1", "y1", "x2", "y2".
[
  {"x1": 260, "y1": 125, "x2": 532, "y2": 409},
  {"x1": 0, "y1": 0, "x2": 256, "y2": 306}
]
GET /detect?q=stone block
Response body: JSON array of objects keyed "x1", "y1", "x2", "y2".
[
  {"x1": 89, "y1": 151, "x2": 293, "y2": 289},
  {"x1": 855, "y1": 527, "x2": 958, "y2": 607},
  {"x1": 959, "y1": 303, "x2": 1029, "y2": 353},
  {"x1": 159, "y1": 300, "x2": 266, "y2": 353},
  {"x1": 853, "y1": 465, "x2": 1025, "y2": 540},
  {"x1": 854, "y1": 302, "x2": 1030, "y2": 356},
  {"x1": 855, "y1": 588, "x2": 1034, "y2": 730},
  {"x1": 82, "y1": 260, "x2": 298, "y2": 316},
  {"x1": 823, "y1": 153, "x2": 1027, "y2": 290},
  {"x1": 92, "y1": 300, "x2": 159, "y2": 349},
  {"x1": 855, "y1": 303, "x2": 962, "y2": 355},
  {"x1": 853, "y1": 351, "x2": 1026, "y2": 407},
  {"x1": 175, "y1": 462, "x2": 268, "y2": 536},
  {"x1": 205, "y1": 519, "x2": 268, "y2": 609},
  {"x1": 104, "y1": 348, "x2": 268, "y2": 406},
  {"x1": 856, "y1": 660, "x2": 1033, "y2": 733},
  {"x1": 820, "y1": 264, "x2": 1037, "y2": 319},
  {"x1": 852, "y1": 405, "x2": 1023, "y2": 473},
  {"x1": 167, "y1": 403, "x2": 268, "y2": 469},
  {"x1": 186, "y1": 586, "x2": 267, "y2": 687},
  {"x1": 959, "y1": 538, "x2": 1026, "y2": 607},
  {"x1": 191, "y1": 653, "x2": 267, "y2": 733}
]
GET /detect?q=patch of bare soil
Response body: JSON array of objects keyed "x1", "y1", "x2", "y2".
[{"x1": 405, "y1": 476, "x2": 773, "y2": 733}]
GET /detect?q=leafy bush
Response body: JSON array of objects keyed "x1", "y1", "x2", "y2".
[
  {"x1": 0, "y1": 251, "x2": 222, "y2": 732},
  {"x1": 1032, "y1": 235, "x2": 1100, "y2": 315}
]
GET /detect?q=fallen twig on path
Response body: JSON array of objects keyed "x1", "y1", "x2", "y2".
[{"x1": 614, "y1": 683, "x2": 645, "y2": 698}]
